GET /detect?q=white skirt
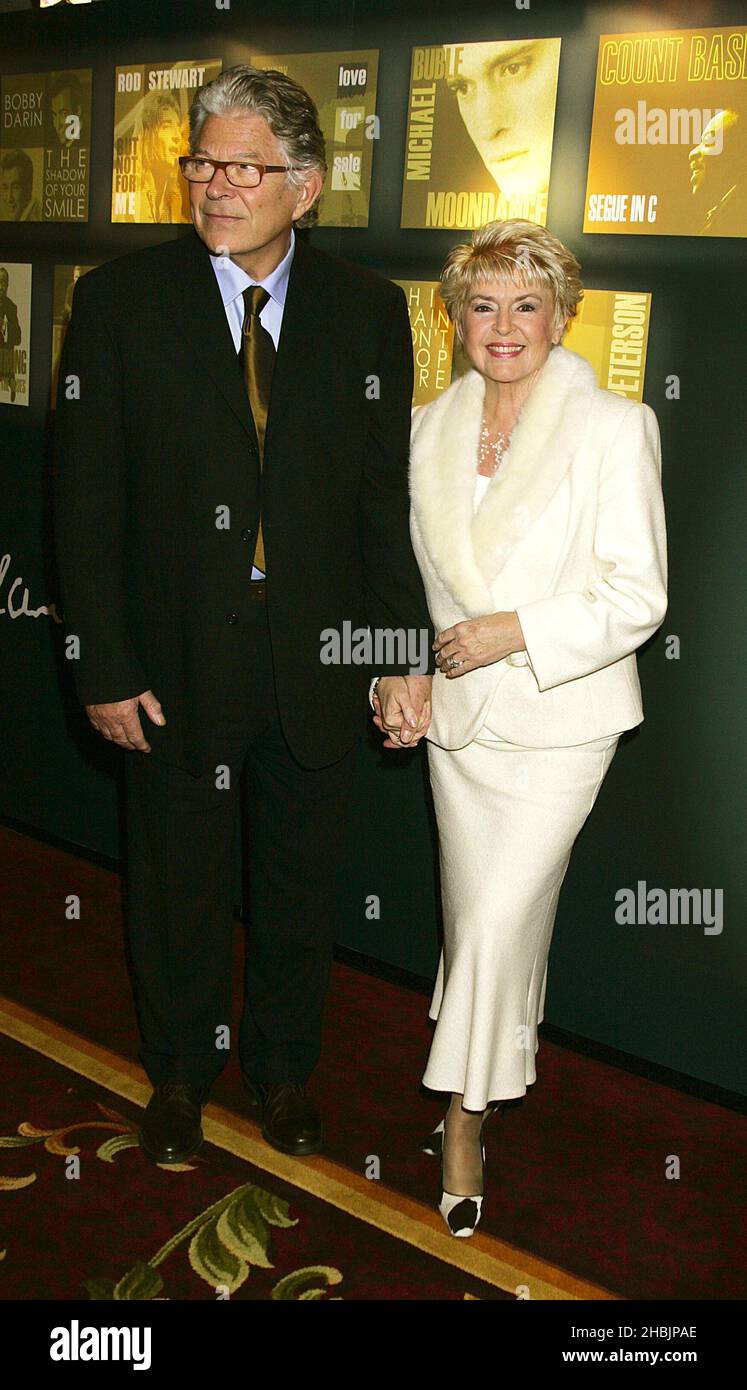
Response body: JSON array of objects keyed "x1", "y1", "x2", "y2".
[{"x1": 422, "y1": 729, "x2": 619, "y2": 1110}]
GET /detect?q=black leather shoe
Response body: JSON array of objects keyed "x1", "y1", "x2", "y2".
[
  {"x1": 261, "y1": 1083, "x2": 323, "y2": 1156},
  {"x1": 240, "y1": 1072, "x2": 268, "y2": 1119},
  {"x1": 138, "y1": 1082, "x2": 208, "y2": 1164}
]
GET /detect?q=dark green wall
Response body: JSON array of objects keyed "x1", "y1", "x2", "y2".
[{"x1": 1, "y1": 0, "x2": 745, "y2": 1094}]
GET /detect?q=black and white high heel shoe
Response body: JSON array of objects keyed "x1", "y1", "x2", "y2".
[
  {"x1": 439, "y1": 1134, "x2": 486, "y2": 1238},
  {"x1": 422, "y1": 1116, "x2": 446, "y2": 1156}
]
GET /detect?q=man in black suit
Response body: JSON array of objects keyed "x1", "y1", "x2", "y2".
[{"x1": 53, "y1": 66, "x2": 433, "y2": 1164}]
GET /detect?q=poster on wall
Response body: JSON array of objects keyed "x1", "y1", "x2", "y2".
[
  {"x1": 584, "y1": 25, "x2": 747, "y2": 237},
  {"x1": 393, "y1": 281, "x2": 455, "y2": 406},
  {"x1": 557, "y1": 288, "x2": 652, "y2": 398},
  {"x1": 0, "y1": 69, "x2": 91, "y2": 222},
  {"x1": 0, "y1": 261, "x2": 31, "y2": 407},
  {"x1": 400, "y1": 37, "x2": 562, "y2": 230},
  {"x1": 111, "y1": 58, "x2": 221, "y2": 224},
  {"x1": 395, "y1": 277, "x2": 652, "y2": 405},
  {"x1": 248, "y1": 51, "x2": 379, "y2": 227},
  {"x1": 50, "y1": 263, "x2": 96, "y2": 408}
]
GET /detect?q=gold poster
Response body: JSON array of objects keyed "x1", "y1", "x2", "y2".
[
  {"x1": 111, "y1": 59, "x2": 221, "y2": 224},
  {"x1": 560, "y1": 288, "x2": 652, "y2": 400},
  {"x1": 395, "y1": 279, "x2": 651, "y2": 404},
  {"x1": 400, "y1": 38, "x2": 561, "y2": 229},
  {"x1": 248, "y1": 50, "x2": 379, "y2": 227},
  {"x1": 0, "y1": 69, "x2": 91, "y2": 222},
  {"x1": 584, "y1": 26, "x2": 747, "y2": 237},
  {"x1": 393, "y1": 280, "x2": 454, "y2": 406}
]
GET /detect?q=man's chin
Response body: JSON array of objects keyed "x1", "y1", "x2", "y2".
[{"x1": 193, "y1": 221, "x2": 234, "y2": 250}]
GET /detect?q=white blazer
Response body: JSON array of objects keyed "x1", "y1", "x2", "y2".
[{"x1": 409, "y1": 343, "x2": 668, "y2": 749}]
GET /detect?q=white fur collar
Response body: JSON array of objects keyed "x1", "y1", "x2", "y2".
[{"x1": 409, "y1": 344, "x2": 598, "y2": 615}]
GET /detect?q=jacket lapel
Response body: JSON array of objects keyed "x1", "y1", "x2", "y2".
[
  {"x1": 173, "y1": 228, "x2": 326, "y2": 470},
  {"x1": 410, "y1": 368, "x2": 490, "y2": 613},
  {"x1": 260, "y1": 232, "x2": 325, "y2": 465},
  {"x1": 174, "y1": 227, "x2": 259, "y2": 447},
  {"x1": 409, "y1": 345, "x2": 598, "y2": 616}
]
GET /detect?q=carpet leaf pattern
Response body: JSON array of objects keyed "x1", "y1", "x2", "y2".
[
  {"x1": 271, "y1": 1266, "x2": 344, "y2": 1300},
  {"x1": 113, "y1": 1261, "x2": 165, "y2": 1301}
]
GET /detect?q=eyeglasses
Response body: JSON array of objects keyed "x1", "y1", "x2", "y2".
[{"x1": 178, "y1": 156, "x2": 294, "y2": 188}]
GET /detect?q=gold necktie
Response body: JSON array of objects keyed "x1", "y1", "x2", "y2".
[{"x1": 240, "y1": 285, "x2": 275, "y2": 575}]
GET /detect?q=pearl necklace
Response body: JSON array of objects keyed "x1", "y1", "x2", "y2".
[{"x1": 478, "y1": 418, "x2": 512, "y2": 476}]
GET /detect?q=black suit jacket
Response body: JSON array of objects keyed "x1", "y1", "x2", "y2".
[{"x1": 52, "y1": 226, "x2": 434, "y2": 775}]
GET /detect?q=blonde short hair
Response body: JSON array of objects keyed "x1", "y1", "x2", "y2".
[{"x1": 440, "y1": 219, "x2": 584, "y2": 343}]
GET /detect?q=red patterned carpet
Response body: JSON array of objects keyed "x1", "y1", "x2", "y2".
[
  {"x1": 0, "y1": 1032, "x2": 507, "y2": 1301},
  {"x1": 1, "y1": 825, "x2": 745, "y2": 1300}
]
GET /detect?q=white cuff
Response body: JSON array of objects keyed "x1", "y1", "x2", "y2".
[{"x1": 368, "y1": 675, "x2": 380, "y2": 710}]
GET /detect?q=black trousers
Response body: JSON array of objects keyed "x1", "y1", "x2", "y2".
[{"x1": 123, "y1": 593, "x2": 359, "y2": 1090}]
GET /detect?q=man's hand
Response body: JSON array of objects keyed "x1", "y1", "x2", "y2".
[
  {"x1": 85, "y1": 689, "x2": 165, "y2": 752},
  {"x1": 434, "y1": 612, "x2": 526, "y2": 677},
  {"x1": 372, "y1": 675, "x2": 432, "y2": 749}
]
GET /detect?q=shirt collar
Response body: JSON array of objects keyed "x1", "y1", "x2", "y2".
[{"x1": 208, "y1": 224, "x2": 296, "y2": 309}]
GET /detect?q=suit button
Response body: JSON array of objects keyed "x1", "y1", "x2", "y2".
[
  {"x1": 240, "y1": 528, "x2": 252, "y2": 542},
  {"x1": 226, "y1": 612, "x2": 238, "y2": 624}
]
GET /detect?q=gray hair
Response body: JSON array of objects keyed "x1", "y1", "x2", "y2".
[{"x1": 188, "y1": 65, "x2": 327, "y2": 229}]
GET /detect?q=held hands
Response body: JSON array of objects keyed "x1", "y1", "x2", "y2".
[
  {"x1": 88, "y1": 623, "x2": 521, "y2": 756},
  {"x1": 372, "y1": 675, "x2": 432, "y2": 750},
  {"x1": 433, "y1": 611, "x2": 526, "y2": 678},
  {"x1": 370, "y1": 613, "x2": 525, "y2": 749},
  {"x1": 85, "y1": 689, "x2": 165, "y2": 752}
]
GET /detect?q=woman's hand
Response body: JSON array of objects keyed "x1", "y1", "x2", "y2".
[
  {"x1": 434, "y1": 612, "x2": 526, "y2": 678},
  {"x1": 372, "y1": 675, "x2": 432, "y2": 748}
]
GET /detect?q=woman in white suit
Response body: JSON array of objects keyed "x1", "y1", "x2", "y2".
[{"x1": 390, "y1": 219, "x2": 667, "y2": 1236}]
